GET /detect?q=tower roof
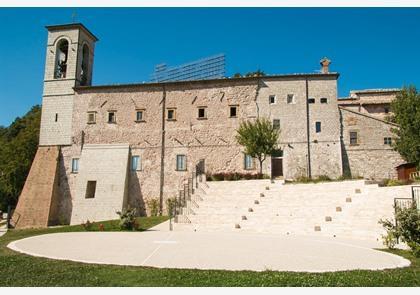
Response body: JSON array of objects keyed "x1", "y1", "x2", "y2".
[{"x1": 45, "y1": 23, "x2": 99, "y2": 42}]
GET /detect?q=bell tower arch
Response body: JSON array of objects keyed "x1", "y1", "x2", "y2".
[{"x1": 39, "y1": 23, "x2": 98, "y2": 146}]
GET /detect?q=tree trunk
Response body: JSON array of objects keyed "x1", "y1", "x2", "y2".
[{"x1": 259, "y1": 159, "x2": 263, "y2": 175}]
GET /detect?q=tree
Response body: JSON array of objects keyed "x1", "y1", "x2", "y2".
[
  {"x1": 245, "y1": 70, "x2": 266, "y2": 77},
  {"x1": 236, "y1": 118, "x2": 279, "y2": 174},
  {"x1": 390, "y1": 86, "x2": 420, "y2": 168},
  {"x1": 232, "y1": 70, "x2": 266, "y2": 78},
  {"x1": 0, "y1": 105, "x2": 41, "y2": 211}
]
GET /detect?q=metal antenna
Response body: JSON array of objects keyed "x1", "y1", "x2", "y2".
[{"x1": 71, "y1": 10, "x2": 77, "y2": 23}]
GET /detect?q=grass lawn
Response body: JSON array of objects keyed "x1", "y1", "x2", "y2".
[{"x1": 0, "y1": 216, "x2": 418, "y2": 287}]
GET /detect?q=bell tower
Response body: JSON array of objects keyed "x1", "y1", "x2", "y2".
[{"x1": 39, "y1": 23, "x2": 98, "y2": 146}]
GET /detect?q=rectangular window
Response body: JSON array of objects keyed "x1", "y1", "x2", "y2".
[
  {"x1": 108, "y1": 111, "x2": 116, "y2": 123},
  {"x1": 229, "y1": 106, "x2": 238, "y2": 118},
  {"x1": 350, "y1": 131, "x2": 358, "y2": 145},
  {"x1": 87, "y1": 112, "x2": 96, "y2": 124},
  {"x1": 384, "y1": 107, "x2": 390, "y2": 114},
  {"x1": 71, "y1": 158, "x2": 79, "y2": 173},
  {"x1": 176, "y1": 155, "x2": 187, "y2": 171},
  {"x1": 287, "y1": 94, "x2": 295, "y2": 104},
  {"x1": 315, "y1": 121, "x2": 321, "y2": 133},
  {"x1": 167, "y1": 108, "x2": 176, "y2": 120},
  {"x1": 308, "y1": 98, "x2": 315, "y2": 104},
  {"x1": 244, "y1": 154, "x2": 254, "y2": 170},
  {"x1": 320, "y1": 98, "x2": 328, "y2": 104},
  {"x1": 384, "y1": 137, "x2": 392, "y2": 145},
  {"x1": 55, "y1": 113, "x2": 58, "y2": 122},
  {"x1": 269, "y1": 95, "x2": 276, "y2": 104},
  {"x1": 273, "y1": 119, "x2": 280, "y2": 130},
  {"x1": 85, "y1": 181, "x2": 97, "y2": 199},
  {"x1": 131, "y1": 155, "x2": 141, "y2": 171},
  {"x1": 136, "y1": 110, "x2": 144, "y2": 122},
  {"x1": 198, "y1": 107, "x2": 206, "y2": 119}
]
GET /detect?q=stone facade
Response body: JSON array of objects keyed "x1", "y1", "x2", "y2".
[
  {"x1": 13, "y1": 23, "x2": 407, "y2": 227},
  {"x1": 13, "y1": 146, "x2": 60, "y2": 228},
  {"x1": 70, "y1": 144, "x2": 130, "y2": 225},
  {"x1": 339, "y1": 107, "x2": 404, "y2": 179}
]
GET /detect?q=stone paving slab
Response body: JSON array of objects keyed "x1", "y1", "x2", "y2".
[{"x1": 7, "y1": 226, "x2": 410, "y2": 272}]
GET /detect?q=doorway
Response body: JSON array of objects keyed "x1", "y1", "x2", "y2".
[{"x1": 271, "y1": 158, "x2": 283, "y2": 178}]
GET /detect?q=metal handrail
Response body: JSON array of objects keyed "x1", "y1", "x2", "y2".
[
  {"x1": 171, "y1": 161, "x2": 206, "y2": 226},
  {"x1": 412, "y1": 186, "x2": 420, "y2": 210},
  {"x1": 409, "y1": 171, "x2": 420, "y2": 180}
]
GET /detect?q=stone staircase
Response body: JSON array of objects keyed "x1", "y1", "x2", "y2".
[{"x1": 174, "y1": 179, "x2": 412, "y2": 241}]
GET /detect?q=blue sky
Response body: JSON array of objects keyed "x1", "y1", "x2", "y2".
[{"x1": 0, "y1": 7, "x2": 419, "y2": 127}]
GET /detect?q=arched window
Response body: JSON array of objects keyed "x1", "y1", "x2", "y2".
[
  {"x1": 54, "y1": 39, "x2": 69, "y2": 79},
  {"x1": 80, "y1": 44, "x2": 90, "y2": 86}
]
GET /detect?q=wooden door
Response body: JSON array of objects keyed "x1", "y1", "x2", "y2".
[{"x1": 271, "y1": 158, "x2": 283, "y2": 177}]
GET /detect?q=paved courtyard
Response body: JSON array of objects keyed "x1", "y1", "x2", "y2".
[{"x1": 8, "y1": 221, "x2": 410, "y2": 272}]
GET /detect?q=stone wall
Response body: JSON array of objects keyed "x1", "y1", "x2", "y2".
[
  {"x1": 54, "y1": 75, "x2": 345, "y2": 222},
  {"x1": 257, "y1": 76, "x2": 342, "y2": 179},
  {"x1": 340, "y1": 107, "x2": 405, "y2": 179},
  {"x1": 13, "y1": 146, "x2": 60, "y2": 228},
  {"x1": 39, "y1": 26, "x2": 96, "y2": 146},
  {"x1": 70, "y1": 144, "x2": 130, "y2": 225}
]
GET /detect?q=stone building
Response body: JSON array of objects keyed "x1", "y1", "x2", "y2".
[{"x1": 13, "y1": 23, "x2": 406, "y2": 228}]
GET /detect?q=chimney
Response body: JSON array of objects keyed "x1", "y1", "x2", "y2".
[{"x1": 320, "y1": 57, "x2": 331, "y2": 74}]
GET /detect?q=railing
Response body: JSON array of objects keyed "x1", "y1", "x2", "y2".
[
  {"x1": 412, "y1": 186, "x2": 420, "y2": 210},
  {"x1": 409, "y1": 171, "x2": 420, "y2": 180},
  {"x1": 394, "y1": 197, "x2": 413, "y2": 211},
  {"x1": 169, "y1": 160, "x2": 206, "y2": 228}
]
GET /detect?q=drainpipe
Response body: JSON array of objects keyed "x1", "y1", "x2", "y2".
[
  {"x1": 305, "y1": 77, "x2": 312, "y2": 178},
  {"x1": 159, "y1": 85, "x2": 166, "y2": 215}
]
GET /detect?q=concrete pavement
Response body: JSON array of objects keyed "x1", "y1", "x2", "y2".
[{"x1": 7, "y1": 224, "x2": 410, "y2": 272}]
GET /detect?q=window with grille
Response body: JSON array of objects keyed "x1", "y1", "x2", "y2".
[
  {"x1": 384, "y1": 137, "x2": 392, "y2": 145},
  {"x1": 87, "y1": 112, "x2": 96, "y2": 124},
  {"x1": 350, "y1": 131, "x2": 358, "y2": 145}
]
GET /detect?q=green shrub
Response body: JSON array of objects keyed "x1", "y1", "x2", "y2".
[
  {"x1": 379, "y1": 205, "x2": 420, "y2": 257},
  {"x1": 146, "y1": 198, "x2": 160, "y2": 216},
  {"x1": 81, "y1": 220, "x2": 93, "y2": 231},
  {"x1": 295, "y1": 176, "x2": 312, "y2": 183},
  {"x1": 381, "y1": 231, "x2": 398, "y2": 249},
  {"x1": 379, "y1": 178, "x2": 413, "y2": 187},
  {"x1": 116, "y1": 207, "x2": 138, "y2": 230},
  {"x1": 316, "y1": 175, "x2": 332, "y2": 182},
  {"x1": 206, "y1": 172, "x2": 270, "y2": 181}
]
